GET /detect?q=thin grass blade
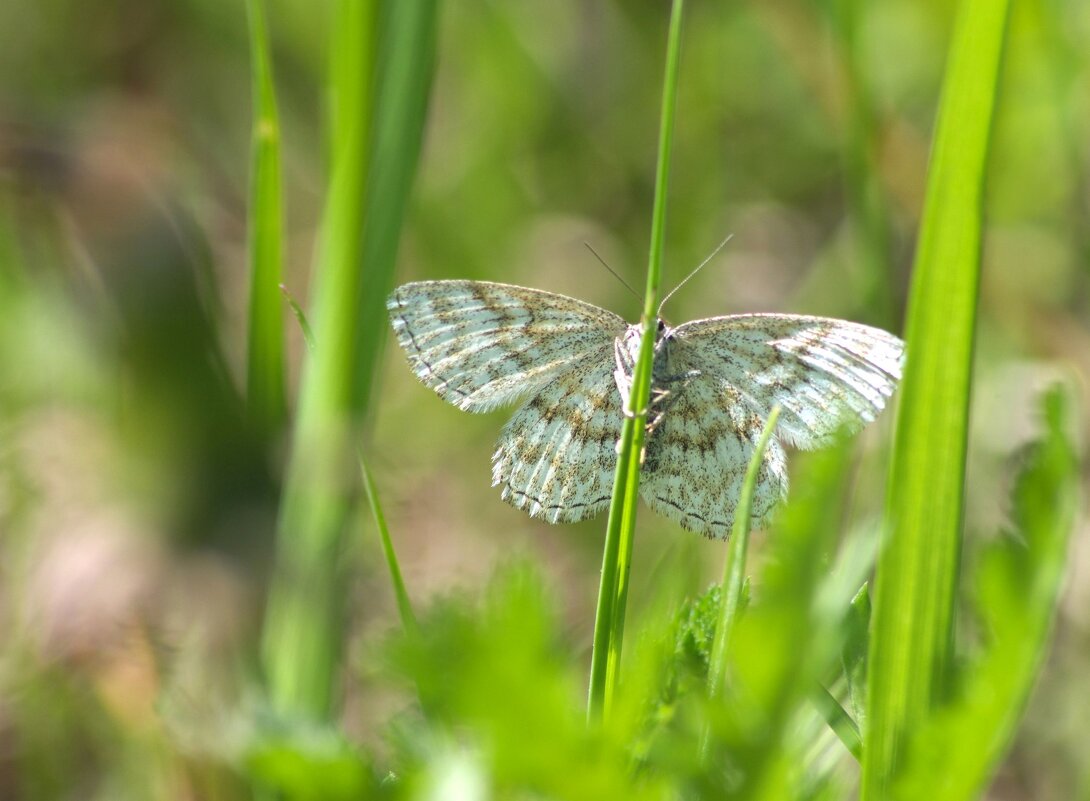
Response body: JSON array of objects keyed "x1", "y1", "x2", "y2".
[
  {"x1": 359, "y1": 452, "x2": 417, "y2": 632},
  {"x1": 280, "y1": 282, "x2": 316, "y2": 352},
  {"x1": 706, "y1": 405, "x2": 781, "y2": 704},
  {"x1": 701, "y1": 406, "x2": 781, "y2": 758},
  {"x1": 588, "y1": 0, "x2": 685, "y2": 722}
]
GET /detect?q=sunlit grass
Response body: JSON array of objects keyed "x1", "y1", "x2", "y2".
[{"x1": 863, "y1": 0, "x2": 1012, "y2": 794}]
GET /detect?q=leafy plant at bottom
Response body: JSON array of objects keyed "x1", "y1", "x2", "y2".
[
  {"x1": 383, "y1": 565, "x2": 665, "y2": 801},
  {"x1": 631, "y1": 438, "x2": 864, "y2": 801}
]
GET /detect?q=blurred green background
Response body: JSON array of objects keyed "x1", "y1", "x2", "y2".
[{"x1": 0, "y1": 0, "x2": 1087, "y2": 798}]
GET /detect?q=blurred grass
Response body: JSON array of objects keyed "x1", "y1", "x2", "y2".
[
  {"x1": 261, "y1": 0, "x2": 380, "y2": 719},
  {"x1": 891, "y1": 386, "x2": 1078, "y2": 799},
  {"x1": 262, "y1": 0, "x2": 437, "y2": 722},
  {"x1": 862, "y1": 0, "x2": 1010, "y2": 795},
  {"x1": 351, "y1": 0, "x2": 438, "y2": 414},
  {"x1": 244, "y1": 0, "x2": 287, "y2": 433}
]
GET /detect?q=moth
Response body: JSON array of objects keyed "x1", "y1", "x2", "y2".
[{"x1": 388, "y1": 280, "x2": 903, "y2": 537}]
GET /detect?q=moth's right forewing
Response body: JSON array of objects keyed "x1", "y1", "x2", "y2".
[{"x1": 387, "y1": 280, "x2": 626, "y2": 412}]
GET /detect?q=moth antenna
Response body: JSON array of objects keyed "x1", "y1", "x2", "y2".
[
  {"x1": 658, "y1": 233, "x2": 734, "y2": 316},
  {"x1": 584, "y1": 242, "x2": 641, "y2": 301}
]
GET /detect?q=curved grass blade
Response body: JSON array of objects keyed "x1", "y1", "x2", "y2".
[
  {"x1": 359, "y1": 452, "x2": 417, "y2": 632},
  {"x1": 706, "y1": 405, "x2": 781, "y2": 704},
  {"x1": 701, "y1": 406, "x2": 781, "y2": 757}
]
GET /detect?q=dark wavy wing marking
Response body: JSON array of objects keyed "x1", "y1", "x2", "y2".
[
  {"x1": 667, "y1": 314, "x2": 904, "y2": 449},
  {"x1": 639, "y1": 376, "x2": 788, "y2": 539},
  {"x1": 387, "y1": 280, "x2": 626, "y2": 412},
  {"x1": 492, "y1": 350, "x2": 621, "y2": 524}
]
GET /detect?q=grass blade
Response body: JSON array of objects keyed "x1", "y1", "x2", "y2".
[
  {"x1": 862, "y1": 0, "x2": 1011, "y2": 793},
  {"x1": 261, "y1": 0, "x2": 437, "y2": 720},
  {"x1": 588, "y1": 0, "x2": 685, "y2": 722},
  {"x1": 359, "y1": 453, "x2": 417, "y2": 632},
  {"x1": 261, "y1": 0, "x2": 436, "y2": 719},
  {"x1": 261, "y1": 0, "x2": 380, "y2": 719},
  {"x1": 702, "y1": 406, "x2": 781, "y2": 757},
  {"x1": 891, "y1": 386, "x2": 1078, "y2": 800},
  {"x1": 352, "y1": 0, "x2": 438, "y2": 412},
  {"x1": 706, "y1": 405, "x2": 781, "y2": 704},
  {"x1": 280, "y1": 282, "x2": 316, "y2": 352},
  {"x1": 706, "y1": 436, "x2": 855, "y2": 798},
  {"x1": 244, "y1": 0, "x2": 287, "y2": 431},
  {"x1": 810, "y1": 683, "x2": 863, "y2": 761}
]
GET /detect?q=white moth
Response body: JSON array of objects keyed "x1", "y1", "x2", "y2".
[{"x1": 388, "y1": 280, "x2": 903, "y2": 538}]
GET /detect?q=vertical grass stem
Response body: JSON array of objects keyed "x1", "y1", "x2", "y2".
[{"x1": 588, "y1": 0, "x2": 685, "y2": 722}]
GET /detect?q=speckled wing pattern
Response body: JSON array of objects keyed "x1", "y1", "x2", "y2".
[
  {"x1": 639, "y1": 314, "x2": 903, "y2": 537},
  {"x1": 389, "y1": 280, "x2": 904, "y2": 537},
  {"x1": 387, "y1": 280, "x2": 627, "y2": 523},
  {"x1": 639, "y1": 377, "x2": 790, "y2": 538},
  {"x1": 492, "y1": 356, "x2": 621, "y2": 523},
  {"x1": 388, "y1": 280, "x2": 625, "y2": 412}
]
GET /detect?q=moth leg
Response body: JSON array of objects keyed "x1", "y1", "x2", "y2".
[{"x1": 645, "y1": 369, "x2": 702, "y2": 434}]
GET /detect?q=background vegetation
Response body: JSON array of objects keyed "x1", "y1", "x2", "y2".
[{"x1": 0, "y1": 0, "x2": 1086, "y2": 798}]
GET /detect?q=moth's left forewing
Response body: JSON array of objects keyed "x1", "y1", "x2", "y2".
[
  {"x1": 669, "y1": 314, "x2": 904, "y2": 449},
  {"x1": 387, "y1": 280, "x2": 625, "y2": 412}
]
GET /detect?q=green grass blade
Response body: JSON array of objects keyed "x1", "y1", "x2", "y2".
[
  {"x1": 890, "y1": 386, "x2": 1078, "y2": 800},
  {"x1": 588, "y1": 0, "x2": 685, "y2": 723},
  {"x1": 702, "y1": 406, "x2": 781, "y2": 757},
  {"x1": 706, "y1": 405, "x2": 781, "y2": 704},
  {"x1": 352, "y1": 0, "x2": 438, "y2": 413},
  {"x1": 359, "y1": 453, "x2": 417, "y2": 632},
  {"x1": 261, "y1": 0, "x2": 379, "y2": 719},
  {"x1": 862, "y1": 0, "x2": 1011, "y2": 794},
  {"x1": 262, "y1": 0, "x2": 437, "y2": 720},
  {"x1": 244, "y1": 0, "x2": 287, "y2": 431},
  {"x1": 280, "y1": 282, "x2": 316, "y2": 352},
  {"x1": 841, "y1": 582, "x2": 871, "y2": 725},
  {"x1": 707, "y1": 437, "x2": 854, "y2": 798},
  {"x1": 811, "y1": 683, "x2": 863, "y2": 761}
]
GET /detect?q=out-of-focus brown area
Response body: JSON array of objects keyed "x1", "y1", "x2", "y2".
[{"x1": 0, "y1": 0, "x2": 1087, "y2": 798}]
